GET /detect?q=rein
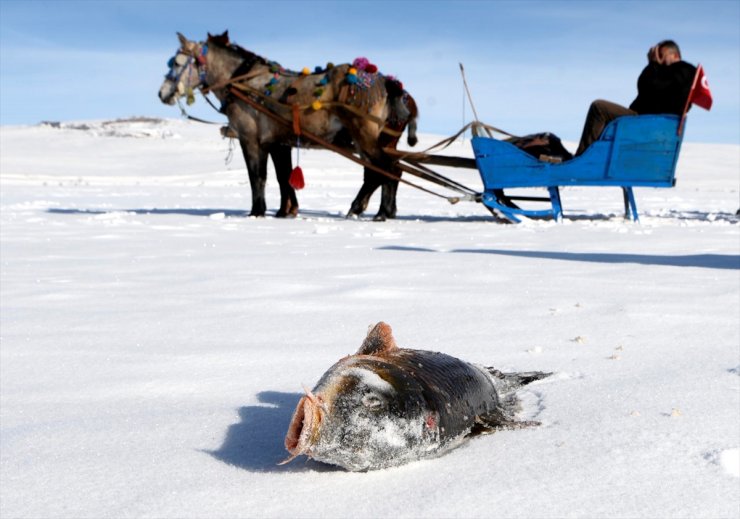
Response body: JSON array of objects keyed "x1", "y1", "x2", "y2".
[
  {"x1": 176, "y1": 96, "x2": 223, "y2": 125},
  {"x1": 199, "y1": 69, "x2": 266, "y2": 95}
]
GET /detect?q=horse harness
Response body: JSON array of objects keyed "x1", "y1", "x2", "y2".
[
  {"x1": 166, "y1": 42, "x2": 479, "y2": 204},
  {"x1": 171, "y1": 43, "x2": 406, "y2": 140}
]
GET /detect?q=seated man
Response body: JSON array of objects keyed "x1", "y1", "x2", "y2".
[{"x1": 575, "y1": 40, "x2": 697, "y2": 156}]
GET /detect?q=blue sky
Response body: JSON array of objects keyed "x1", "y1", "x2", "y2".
[{"x1": 1, "y1": 0, "x2": 738, "y2": 144}]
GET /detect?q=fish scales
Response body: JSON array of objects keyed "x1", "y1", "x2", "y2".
[
  {"x1": 283, "y1": 322, "x2": 549, "y2": 471},
  {"x1": 376, "y1": 349, "x2": 501, "y2": 437}
]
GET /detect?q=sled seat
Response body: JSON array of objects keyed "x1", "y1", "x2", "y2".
[{"x1": 472, "y1": 114, "x2": 685, "y2": 222}]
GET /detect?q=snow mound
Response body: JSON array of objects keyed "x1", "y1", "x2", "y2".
[{"x1": 40, "y1": 117, "x2": 179, "y2": 139}]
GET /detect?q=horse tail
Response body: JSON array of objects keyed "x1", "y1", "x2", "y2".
[
  {"x1": 403, "y1": 93, "x2": 419, "y2": 147},
  {"x1": 385, "y1": 77, "x2": 419, "y2": 148}
]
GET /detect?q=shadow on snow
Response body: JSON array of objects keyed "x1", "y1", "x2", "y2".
[
  {"x1": 45, "y1": 207, "x2": 492, "y2": 222},
  {"x1": 47, "y1": 208, "x2": 250, "y2": 218},
  {"x1": 378, "y1": 246, "x2": 740, "y2": 270},
  {"x1": 205, "y1": 391, "x2": 340, "y2": 473},
  {"x1": 47, "y1": 207, "x2": 738, "y2": 224}
]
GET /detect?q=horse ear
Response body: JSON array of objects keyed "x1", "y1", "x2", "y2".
[
  {"x1": 206, "y1": 31, "x2": 229, "y2": 47},
  {"x1": 357, "y1": 322, "x2": 398, "y2": 355},
  {"x1": 177, "y1": 32, "x2": 188, "y2": 48}
]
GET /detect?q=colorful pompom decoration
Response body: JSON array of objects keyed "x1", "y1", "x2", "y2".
[
  {"x1": 326, "y1": 62, "x2": 334, "y2": 69},
  {"x1": 352, "y1": 57, "x2": 369, "y2": 71},
  {"x1": 301, "y1": 67, "x2": 310, "y2": 75},
  {"x1": 365, "y1": 64, "x2": 378, "y2": 74},
  {"x1": 311, "y1": 100, "x2": 323, "y2": 111},
  {"x1": 314, "y1": 66, "x2": 322, "y2": 73},
  {"x1": 346, "y1": 66, "x2": 359, "y2": 85}
]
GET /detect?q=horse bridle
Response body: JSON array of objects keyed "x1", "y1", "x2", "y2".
[{"x1": 165, "y1": 44, "x2": 209, "y2": 102}]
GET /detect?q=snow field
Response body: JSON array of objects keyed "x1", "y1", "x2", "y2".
[{"x1": 1, "y1": 119, "x2": 738, "y2": 518}]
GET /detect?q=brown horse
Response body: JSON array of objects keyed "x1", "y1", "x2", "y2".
[{"x1": 158, "y1": 31, "x2": 418, "y2": 220}]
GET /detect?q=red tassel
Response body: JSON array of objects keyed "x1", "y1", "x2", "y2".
[{"x1": 289, "y1": 166, "x2": 305, "y2": 190}]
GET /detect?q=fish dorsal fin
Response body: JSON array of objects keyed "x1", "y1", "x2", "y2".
[{"x1": 357, "y1": 322, "x2": 398, "y2": 355}]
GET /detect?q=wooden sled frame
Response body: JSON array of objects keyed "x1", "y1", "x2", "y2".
[{"x1": 472, "y1": 114, "x2": 685, "y2": 223}]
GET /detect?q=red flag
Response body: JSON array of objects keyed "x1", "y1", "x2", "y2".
[{"x1": 689, "y1": 64, "x2": 713, "y2": 110}]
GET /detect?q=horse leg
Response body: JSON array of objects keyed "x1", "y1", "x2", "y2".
[
  {"x1": 376, "y1": 175, "x2": 399, "y2": 221},
  {"x1": 347, "y1": 166, "x2": 382, "y2": 218},
  {"x1": 373, "y1": 157, "x2": 400, "y2": 221},
  {"x1": 240, "y1": 139, "x2": 268, "y2": 217},
  {"x1": 270, "y1": 144, "x2": 298, "y2": 218}
]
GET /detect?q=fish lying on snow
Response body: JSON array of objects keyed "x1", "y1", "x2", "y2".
[{"x1": 283, "y1": 322, "x2": 550, "y2": 471}]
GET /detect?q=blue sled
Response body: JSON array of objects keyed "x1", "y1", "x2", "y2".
[{"x1": 472, "y1": 114, "x2": 685, "y2": 222}]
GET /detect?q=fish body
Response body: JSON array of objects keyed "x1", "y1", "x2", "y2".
[{"x1": 284, "y1": 322, "x2": 548, "y2": 471}]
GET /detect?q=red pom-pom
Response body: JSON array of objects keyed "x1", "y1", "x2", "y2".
[
  {"x1": 352, "y1": 57, "x2": 369, "y2": 70},
  {"x1": 289, "y1": 166, "x2": 305, "y2": 190},
  {"x1": 365, "y1": 64, "x2": 378, "y2": 74}
]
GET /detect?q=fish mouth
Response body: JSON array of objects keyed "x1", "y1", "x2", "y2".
[{"x1": 282, "y1": 390, "x2": 324, "y2": 464}]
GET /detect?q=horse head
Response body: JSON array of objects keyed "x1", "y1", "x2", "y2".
[{"x1": 158, "y1": 33, "x2": 207, "y2": 105}]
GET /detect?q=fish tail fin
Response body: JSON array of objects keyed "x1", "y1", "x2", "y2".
[
  {"x1": 485, "y1": 368, "x2": 552, "y2": 390},
  {"x1": 471, "y1": 408, "x2": 541, "y2": 435},
  {"x1": 470, "y1": 369, "x2": 552, "y2": 435}
]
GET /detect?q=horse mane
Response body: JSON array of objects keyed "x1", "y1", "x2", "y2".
[
  {"x1": 205, "y1": 30, "x2": 416, "y2": 125},
  {"x1": 207, "y1": 31, "x2": 268, "y2": 72}
]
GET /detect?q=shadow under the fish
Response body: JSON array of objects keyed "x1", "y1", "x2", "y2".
[{"x1": 206, "y1": 391, "x2": 341, "y2": 473}]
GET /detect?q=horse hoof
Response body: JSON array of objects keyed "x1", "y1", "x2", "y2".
[
  {"x1": 346, "y1": 212, "x2": 360, "y2": 220},
  {"x1": 372, "y1": 214, "x2": 387, "y2": 222}
]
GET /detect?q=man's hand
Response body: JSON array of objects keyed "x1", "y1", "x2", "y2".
[{"x1": 648, "y1": 45, "x2": 663, "y2": 64}]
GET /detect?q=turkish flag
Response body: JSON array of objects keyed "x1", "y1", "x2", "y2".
[{"x1": 689, "y1": 64, "x2": 713, "y2": 110}]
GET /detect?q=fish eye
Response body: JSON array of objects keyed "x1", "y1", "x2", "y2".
[{"x1": 361, "y1": 394, "x2": 384, "y2": 410}]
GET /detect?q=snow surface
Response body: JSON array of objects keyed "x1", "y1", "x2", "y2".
[{"x1": 1, "y1": 118, "x2": 739, "y2": 518}]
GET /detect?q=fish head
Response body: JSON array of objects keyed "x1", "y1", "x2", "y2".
[{"x1": 284, "y1": 358, "x2": 430, "y2": 471}]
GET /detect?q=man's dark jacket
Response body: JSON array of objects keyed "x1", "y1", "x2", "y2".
[{"x1": 629, "y1": 61, "x2": 697, "y2": 115}]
